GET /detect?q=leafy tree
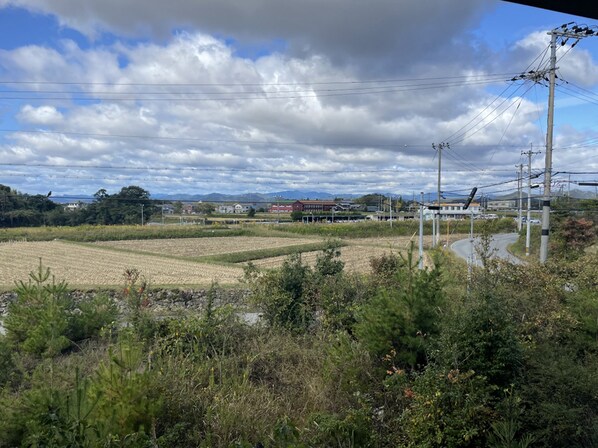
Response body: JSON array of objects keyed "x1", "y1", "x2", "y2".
[
  {"x1": 172, "y1": 200, "x2": 183, "y2": 214},
  {"x1": 247, "y1": 207, "x2": 256, "y2": 218},
  {"x1": 196, "y1": 202, "x2": 216, "y2": 215},
  {"x1": 553, "y1": 217, "x2": 596, "y2": 258},
  {"x1": 0, "y1": 184, "x2": 62, "y2": 227},
  {"x1": 290, "y1": 210, "x2": 303, "y2": 221},
  {"x1": 82, "y1": 186, "x2": 155, "y2": 225},
  {"x1": 354, "y1": 193, "x2": 385, "y2": 206}
]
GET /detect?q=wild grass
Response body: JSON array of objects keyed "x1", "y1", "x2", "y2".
[
  {"x1": 0, "y1": 224, "x2": 247, "y2": 242},
  {"x1": 267, "y1": 218, "x2": 516, "y2": 239},
  {"x1": 195, "y1": 241, "x2": 346, "y2": 264}
]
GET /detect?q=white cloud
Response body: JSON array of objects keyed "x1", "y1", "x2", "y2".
[
  {"x1": 1, "y1": 0, "x2": 491, "y2": 72},
  {"x1": 1, "y1": 7, "x2": 597, "y2": 196},
  {"x1": 18, "y1": 105, "x2": 64, "y2": 125}
]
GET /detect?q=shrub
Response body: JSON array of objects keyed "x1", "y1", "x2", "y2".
[
  {"x1": 245, "y1": 253, "x2": 315, "y2": 331},
  {"x1": 355, "y1": 251, "x2": 444, "y2": 371},
  {"x1": 4, "y1": 262, "x2": 117, "y2": 358},
  {"x1": 4, "y1": 263, "x2": 72, "y2": 357}
]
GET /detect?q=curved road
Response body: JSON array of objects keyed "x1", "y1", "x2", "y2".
[{"x1": 451, "y1": 233, "x2": 523, "y2": 267}]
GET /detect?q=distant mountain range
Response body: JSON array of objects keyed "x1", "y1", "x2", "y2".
[
  {"x1": 49, "y1": 188, "x2": 595, "y2": 204},
  {"x1": 151, "y1": 190, "x2": 359, "y2": 202}
]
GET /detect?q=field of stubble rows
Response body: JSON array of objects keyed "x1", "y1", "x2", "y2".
[{"x1": 0, "y1": 234, "x2": 447, "y2": 287}]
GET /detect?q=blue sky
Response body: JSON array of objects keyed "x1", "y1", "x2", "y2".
[{"x1": 0, "y1": 0, "x2": 597, "y2": 199}]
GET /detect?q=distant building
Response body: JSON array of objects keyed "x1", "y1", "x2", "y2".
[
  {"x1": 64, "y1": 202, "x2": 84, "y2": 211},
  {"x1": 217, "y1": 205, "x2": 235, "y2": 214},
  {"x1": 234, "y1": 204, "x2": 250, "y2": 214},
  {"x1": 182, "y1": 204, "x2": 195, "y2": 214},
  {"x1": 292, "y1": 200, "x2": 337, "y2": 212},
  {"x1": 423, "y1": 202, "x2": 480, "y2": 220},
  {"x1": 487, "y1": 199, "x2": 516, "y2": 210},
  {"x1": 269, "y1": 204, "x2": 293, "y2": 213},
  {"x1": 217, "y1": 203, "x2": 256, "y2": 214},
  {"x1": 161, "y1": 204, "x2": 174, "y2": 214}
]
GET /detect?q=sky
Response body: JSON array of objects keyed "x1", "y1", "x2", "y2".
[{"x1": 0, "y1": 0, "x2": 597, "y2": 200}]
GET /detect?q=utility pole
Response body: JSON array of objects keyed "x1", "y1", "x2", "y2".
[
  {"x1": 419, "y1": 192, "x2": 424, "y2": 270},
  {"x1": 389, "y1": 194, "x2": 393, "y2": 228},
  {"x1": 517, "y1": 164, "x2": 524, "y2": 232},
  {"x1": 540, "y1": 29, "x2": 557, "y2": 263},
  {"x1": 432, "y1": 142, "x2": 449, "y2": 247},
  {"x1": 512, "y1": 23, "x2": 597, "y2": 263},
  {"x1": 523, "y1": 147, "x2": 540, "y2": 257}
]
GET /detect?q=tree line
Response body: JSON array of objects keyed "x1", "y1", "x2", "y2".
[{"x1": 0, "y1": 184, "x2": 157, "y2": 227}]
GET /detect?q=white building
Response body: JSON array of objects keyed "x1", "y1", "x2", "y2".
[
  {"x1": 217, "y1": 205, "x2": 235, "y2": 214},
  {"x1": 217, "y1": 203, "x2": 255, "y2": 214},
  {"x1": 234, "y1": 203, "x2": 250, "y2": 214},
  {"x1": 423, "y1": 202, "x2": 480, "y2": 220}
]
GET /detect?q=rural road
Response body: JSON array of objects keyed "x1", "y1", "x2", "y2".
[{"x1": 451, "y1": 233, "x2": 524, "y2": 267}]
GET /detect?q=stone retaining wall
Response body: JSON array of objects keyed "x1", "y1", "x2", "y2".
[{"x1": 0, "y1": 288, "x2": 251, "y2": 316}]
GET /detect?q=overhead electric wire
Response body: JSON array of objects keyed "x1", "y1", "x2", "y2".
[
  {"x1": 0, "y1": 161, "x2": 522, "y2": 174},
  {"x1": 0, "y1": 79, "x2": 505, "y2": 102},
  {"x1": 556, "y1": 84, "x2": 598, "y2": 107},
  {"x1": 0, "y1": 127, "x2": 535, "y2": 150},
  {"x1": 442, "y1": 43, "x2": 550, "y2": 146},
  {"x1": 0, "y1": 75, "x2": 512, "y2": 96},
  {"x1": 0, "y1": 72, "x2": 519, "y2": 88},
  {"x1": 448, "y1": 82, "x2": 534, "y2": 147}
]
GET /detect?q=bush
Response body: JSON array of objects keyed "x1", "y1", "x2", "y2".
[
  {"x1": 4, "y1": 262, "x2": 71, "y2": 357},
  {"x1": 4, "y1": 262, "x2": 117, "y2": 358},
  {"x1": 245, "y1": 253, "x2": 314, "y2": 331},
  {"x1": 355, "y1": 252, "x2": 444, "y2": 371}
]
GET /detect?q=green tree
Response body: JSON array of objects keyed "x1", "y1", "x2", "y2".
[
  {"x1": 172, "y1": 200, "x2": 183, "y2": 214},
  {"x1": 196, "y1": 202, "x2": 216, "y2": 215}
]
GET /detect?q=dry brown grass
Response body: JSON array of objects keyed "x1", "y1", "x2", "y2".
[
  {"x1": 0, "y1": 240, "x2": 244, "y2": 287},
  {"x1": 0, "y1": 234, "x2": 466, "y2": 287},
  {"x1": 244, "y1": 235, "x2": 468, "y2": 273},
  {"x1": 94, "y1": 236, "x2": 321, "y2": 258},
  {"x1": 244, "y1": 245, "x2": 396, "y2": 273}
]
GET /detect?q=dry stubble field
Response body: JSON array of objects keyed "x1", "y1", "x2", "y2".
[
  {"x1": 0, "y1": 234, "x2": 468, "y2": 287},
  {"x1": 0, "y1": 240, "x2": 244, "y2": 287},
  {"x1": 93, "y1": 236, "x2": 321, "y2": 257}
]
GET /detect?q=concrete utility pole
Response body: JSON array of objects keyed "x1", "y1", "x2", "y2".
[
  {"x1": 523, "y1": 147, "x2": 540, "y2": 257},
  {"x1": 512, "y1": 23, "x2": 597, "y2": 263},
  {"x1": 389, "y1": 194, "x2": 393, "y2": 228},
  {"x1": 517, "y1": 163, "x2": 524, "y2": 232},
  {"x1": 432, "y1": 142, "x2": 449, "y2": 247},
  {"x1": 419, "y1": 192, "x2": 424, "y2": 270},
  {"x1": 539, "y1": 31, "x2": 557, "y2": 264}
]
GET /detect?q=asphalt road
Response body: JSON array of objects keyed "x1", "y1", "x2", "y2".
[{"x1": 451, "y1": 232, "x2": 523, "y2": 267}]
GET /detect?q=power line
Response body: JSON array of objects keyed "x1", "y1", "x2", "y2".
[
  {"x1": 0, "y1": 72, "x2": 519, "y2": 88},
  {"x1": 0, "y1": 79, "x2": 506, "y2": 103}
]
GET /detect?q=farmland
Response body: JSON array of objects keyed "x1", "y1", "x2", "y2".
[
  {"x1": 0, "y1": 240, "x2": 244, "y2": 287},
  {"x1": 0, "y1": 232, "x2": 469, "y2": 288},
  {"x1": 94, "y1": 236, "x2": 323, "y2": 258}
]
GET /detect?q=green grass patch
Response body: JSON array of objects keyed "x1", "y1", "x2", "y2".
[
  {"x1": 193, "y1": 241, "x2": 346, "y2": 264},
  {"x1": 196, "y1": 241, "x2": 344, "y2": 264},
  {"x1": 0, "y1": 224, "x2": 248, "y2": 242},
  {"x1": 264, "y1": 218, "x2": 516, "y2": 239}
]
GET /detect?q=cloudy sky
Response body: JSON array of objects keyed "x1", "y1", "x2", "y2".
[{"x1": 0, "y1": 0, "x2": 597, "y2": 200}]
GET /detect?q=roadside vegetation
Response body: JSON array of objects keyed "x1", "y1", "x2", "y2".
[
  {"x1": 0, "y1": 223, "x2": 596, "y2": 446},
  {"x1": 0, "y1": 216, "x2": 515, "y2": 243}
]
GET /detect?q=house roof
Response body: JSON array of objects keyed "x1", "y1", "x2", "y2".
[{"x1": 295, "y1": 200, "x2": 337, "y2": 205}]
